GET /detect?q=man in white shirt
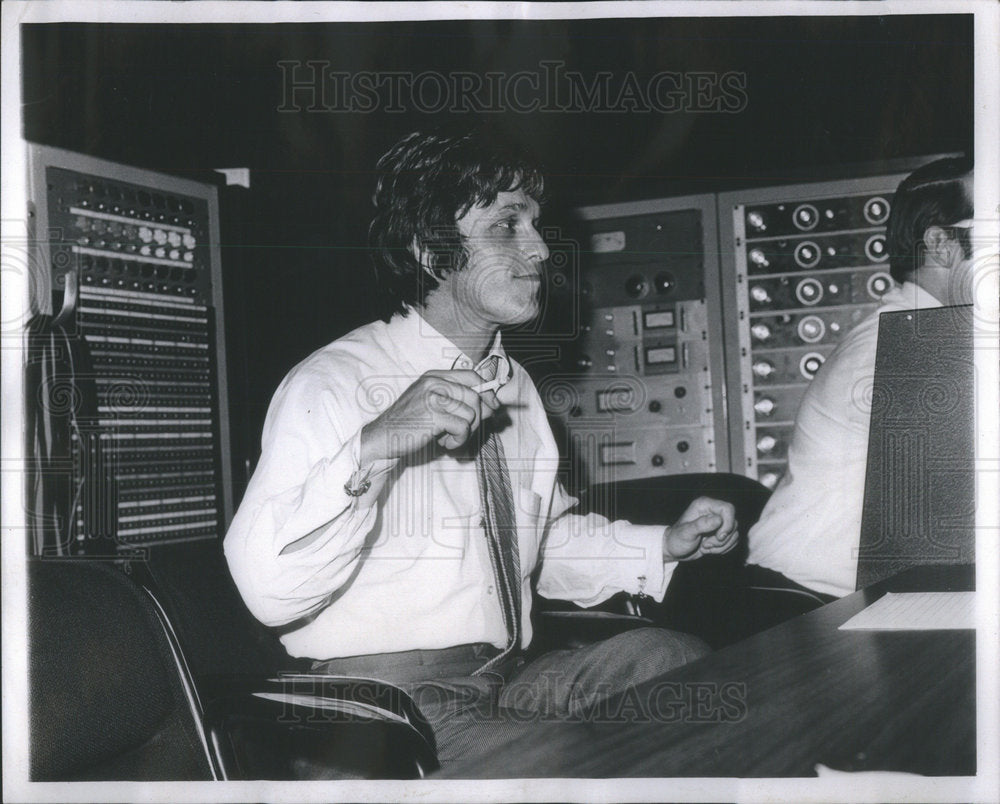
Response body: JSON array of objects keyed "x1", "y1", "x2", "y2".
[
  {"x1": 224, "y1": 129, "x2": 738, "y2": 765},
  {"x1": 656, "y1": 157, "x2": 975, "y2": 649},
  {"x1": 747, "y1": 156, "x2": 974, "y2": 598}
]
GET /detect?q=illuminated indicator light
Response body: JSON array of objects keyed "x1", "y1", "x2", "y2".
[
  {"x1": 750, "y1": 286, "x2": 771, "y2": 303},
  {"x1": 749, "y1": 249, "x2": 769, "y2": 267},
  {"x1": 750, "y1": 323, "x2": 771, "y2": 341},
  {"x1": 752, "y1": 360, "x2": 775, "y2": 378},
  {"x1": 747, "y1": 211, "x2": 766, "y2": 231}
]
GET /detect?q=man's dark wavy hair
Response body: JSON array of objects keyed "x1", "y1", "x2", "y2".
[
  {"x1": 886, "y1": 156, "x2": 973, "y2": 283},
  {"x1": 368, "y1": 128, "x2": 545, "y2": 320}
]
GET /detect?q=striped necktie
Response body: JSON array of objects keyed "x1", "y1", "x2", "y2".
[{"x1": 472, "y1": 355, "x2": 521, "y2": 674}]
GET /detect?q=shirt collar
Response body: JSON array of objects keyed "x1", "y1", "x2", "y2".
[
  {"x1": 891, "y1": 281, "x2": 945, "y2": 310},
  {"x1": 390, "y1": 307, "x2": 511, "y2": 388}
]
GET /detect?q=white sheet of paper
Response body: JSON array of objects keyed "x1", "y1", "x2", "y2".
[{"x1": 838, "y1": 591, "x2": 975, "y2": 631}]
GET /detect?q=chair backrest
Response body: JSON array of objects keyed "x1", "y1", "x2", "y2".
[
  {"x1": 132, "y1": 539, "x2": 310, "y2": 683},
  {"x1": 856, "y1": 305, "x2": 975, "y2": 589},
  {"x1": 28, "y1": 558, "x2": 216, "y2": 781}
]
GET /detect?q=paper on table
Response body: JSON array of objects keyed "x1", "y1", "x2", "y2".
[{"x1": 838, "y1": 591, "x2": 975, "y2": 631}]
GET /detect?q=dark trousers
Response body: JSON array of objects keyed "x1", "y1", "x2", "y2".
[
  {"x1": 314, "y1": 626, "x2": 708, "y2": 769},
  {"x1": 653, "y1": 554, "x2": 838, "y2": 649}
]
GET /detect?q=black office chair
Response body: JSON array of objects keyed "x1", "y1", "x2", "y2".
[
  {"x1": 856, "y1": 305, "x2": 975, "y2": 589},
  {"x1": 29, "y1": 558, "x2": 217, "y2": 780},
  {"x1": 531, "y1": 472, "x2": 772, "y2": 653},
  {"x1": 27, "y1": 557, "x2": 438, "y2": 781},
  {"x1": 132, "y1": 539, "x2": 312, "y2": 685}
]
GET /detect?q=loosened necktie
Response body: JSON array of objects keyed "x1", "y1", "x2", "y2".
[{"x1": 471, "y1": 355, "x2": 521, "y2": 675}]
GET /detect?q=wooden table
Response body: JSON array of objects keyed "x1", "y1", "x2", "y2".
[{"x1": 436, "y1": 564, "x2": 975, "y2": 778}]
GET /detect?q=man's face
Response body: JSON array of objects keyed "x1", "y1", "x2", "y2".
[{"x1": 447, "y1": 187, "x2": 549, "y2": 329}]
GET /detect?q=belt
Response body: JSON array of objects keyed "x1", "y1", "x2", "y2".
[{"x1": 311, "y1": 642, "x2": 521, "y2": 685}]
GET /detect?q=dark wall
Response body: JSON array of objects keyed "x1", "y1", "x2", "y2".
[{"x1": 21, "y1": 15, "x2": 974, "y2": 494}]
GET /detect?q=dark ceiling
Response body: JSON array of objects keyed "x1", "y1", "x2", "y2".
[{"x1": 23, "y1": 15, "x2": 973, "y2": 202}]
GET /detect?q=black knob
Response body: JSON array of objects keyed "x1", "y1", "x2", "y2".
[
  {"x1": 648, "y1": 400, "x2": 662, "y2": 413},
  {"x1": 674, "y1": 386, "x2": 687, "y2": 399},
  {"x1": 624, "y1": 275, "x2": 648, "y2": 298},
  {"x1": 654, "y1": 272, "x2": 676, "y2": 295},
  {"x1": 676, "y1": 441, "x2": 690, "y2": 453},
  {"x1": 651, "y1": 454, "x2": 664, "y2": 467}
]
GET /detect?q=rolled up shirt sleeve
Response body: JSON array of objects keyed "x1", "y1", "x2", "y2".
[
  {"x1": 534, "y1": 484, "x2": 677, "y2": 608},
  {"x1": 223, "y1": 366, "x2": 393, "y2": 627}
]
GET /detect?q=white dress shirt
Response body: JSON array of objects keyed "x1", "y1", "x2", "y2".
[
  {"x1": 224, "y1": 310, "x2": 673, "y2": 659},
  {"x1": 747, "y1": 282, "x2": 943, "y2": 597}
]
